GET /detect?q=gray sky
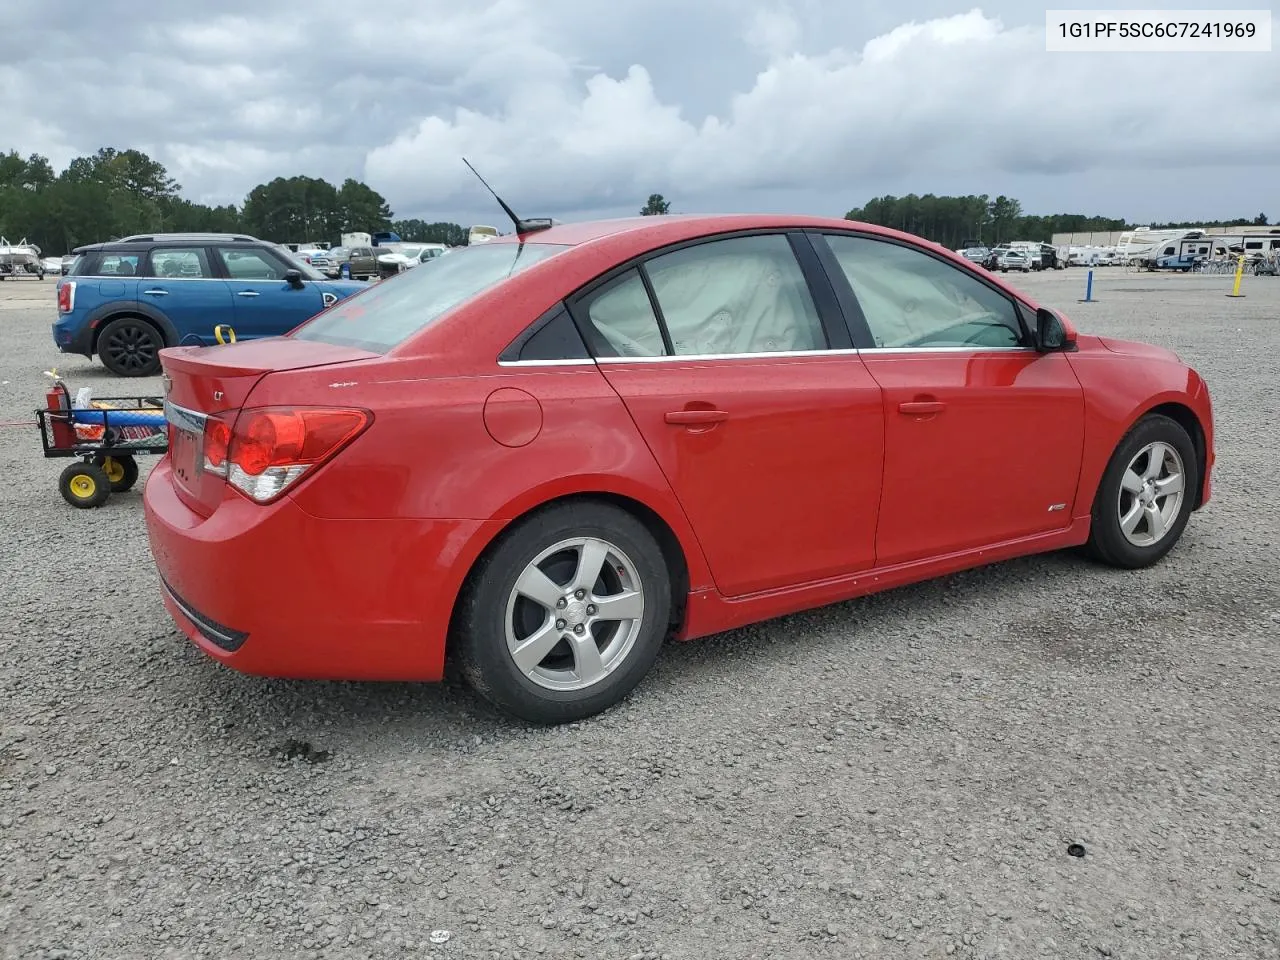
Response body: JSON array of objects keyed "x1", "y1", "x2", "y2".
[{"x1": 3, "y1": 1, "x2": 1278, "y2": 226}]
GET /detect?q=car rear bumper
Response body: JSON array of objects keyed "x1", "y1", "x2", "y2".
[
  {"x1": 52, "y1": 317, "x2": 94, "y2": 356},
  {"x1": 143, "y1": 457, "x2": 497, "y2": 682}
]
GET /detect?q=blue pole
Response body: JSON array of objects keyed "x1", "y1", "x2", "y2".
[{"x1": 1085, "y1": 269, "x2": 1094, "y2": 302}]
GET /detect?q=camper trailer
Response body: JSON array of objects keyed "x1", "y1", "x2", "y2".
[
  {"x1": 1116, "y1": 227, "x2": 1188, "y2": 266},
  {"x1": 1230, "y1": 226, "x2": 1280, "y2": 259},
  {"x1": 1150, "y1": 231, "x2": 1237, "y2": 271},
  {"x1": 468, "y1": 225, "x2": 500, "y2": 245}
]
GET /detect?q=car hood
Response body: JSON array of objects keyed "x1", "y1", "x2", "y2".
[{"x1": 1095, "y1": 335, "x2": 1180, "y2": 363}]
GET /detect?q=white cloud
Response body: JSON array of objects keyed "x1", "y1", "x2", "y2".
[
  {"x1": 363, "y1": 6, "x2": 1280, "y2": 216},
  {"x1": 861, "y1": 7, "x2": 1002, "y2": 62},
  {"x1": 743, "y1": 6, "x2": 803, "y2": 59},
  {"x1": 2, "y1": 1, "x2": 1278, "y2": 223}
]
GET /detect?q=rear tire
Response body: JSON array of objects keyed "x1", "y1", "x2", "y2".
[
  {"x1": 98, "y1": 317, "x2": 164, "y2": 377},
  {"x1": 1084, "y1": 414, "x2": 1197, "y2": 569},
  {"x1": 453, "y1": 501, "x2": 672, "y2": 724},
  {"x1": 95, "y1": 454, "x2": 139, "y2": 492}
]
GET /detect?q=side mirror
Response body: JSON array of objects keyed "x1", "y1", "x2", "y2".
[
  {"x1": 284, "y1": 268, "x2": 304, "y2": 289},
  {"x1": 1035, "y1": 307, "x2": 1075, "y2": 352}
]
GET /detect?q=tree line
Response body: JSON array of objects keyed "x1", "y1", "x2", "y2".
[
  {"x1": 844, "y1": 193, "x2": 1268, "y2": 248},
  {"x1": 1, "y1": 148, "x2": 1268, "y2": 256},
  {"x1": 0, "y1": 147, "x2": 469, "y2": 254}
]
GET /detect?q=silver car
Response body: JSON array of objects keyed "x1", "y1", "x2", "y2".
[{"x1": 995, "y1": 250, "x2": 1031, "y2": 272}]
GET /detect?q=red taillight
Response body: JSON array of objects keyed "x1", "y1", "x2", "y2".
[
  {"x1": 214, "y1": 407, "x2": 370, "y2": 503},
  {"x1": 202, "y1": 417, "x2": 232, "y2": 470},
  {"x1": 57, "y1": 281, "x2": 76, "y2": 313}
]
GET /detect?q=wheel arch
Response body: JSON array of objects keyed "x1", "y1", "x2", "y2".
[
  {"x1": 88, "y1": 307, "x2": 177, "y2": 356},
  {"x1": 446, "y1": 489, "x2": 700, "y2": 659},
  {"x1": 1141, "y1": 401, "x2": 1208, "y2": 509}
]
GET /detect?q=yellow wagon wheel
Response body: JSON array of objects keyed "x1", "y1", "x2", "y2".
[
  {"x1": 59, "y1": 462, "x2": 111, "y2": 509},
  {"x1": 93, "y1": 454, "x2": 140, "y2": 493}
]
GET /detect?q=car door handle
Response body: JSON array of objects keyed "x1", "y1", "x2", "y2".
[
  {"x1": 665, "y1": 409, "x2": 728, "y2": 425},
  {"x1": 236, "y1": 291, "x2": 260, "y2": 298},
  {"x1": 142, "y1": 288, "x2": 168, "y2": 296},
  {"x1": 898, "y1": 400, "x2": 946, "y2": 415}
]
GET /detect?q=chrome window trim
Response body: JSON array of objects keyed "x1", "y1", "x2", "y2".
[
  {"x1": 496, "y1": 345, "x2": 1036, "y2": 366},
  {"x1": 863, "y1": 345, "x2": 1033, "y2": 355},
  {"x1": 497, "y1": 358, "x2": 598, "y2": 368},
  {"x1": 596, "y1": 348, "x2": 861, "y2": 363}
]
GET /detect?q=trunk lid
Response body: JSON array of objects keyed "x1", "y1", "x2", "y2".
[{"x1": 160, "y1": 338, "x2": 380, "y2": 516}]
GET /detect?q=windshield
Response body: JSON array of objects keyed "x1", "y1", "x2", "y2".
[{"x1": 292, "y1": 241, "x2": 571, "y2": 352}]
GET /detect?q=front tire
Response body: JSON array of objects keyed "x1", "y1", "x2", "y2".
[
  {"x1": 98, "y1": 317, "x2": 164, "y2": 377},
  {"x1": 59, "y1": 462, "x2": 111, "y2": 508},
  {"x1": 1084, "y1": 413, "x2": 1197, "y2": 569},
  {"x1": 453, "y1": 501, "x2": 672, "y2": 724}
]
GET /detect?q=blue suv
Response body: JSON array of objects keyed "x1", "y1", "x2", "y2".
[{"x1": 53, "y1": 233, "x2": 369, "y2": 376}]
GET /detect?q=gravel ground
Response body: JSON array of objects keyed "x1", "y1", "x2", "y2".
[{"x1": 1, "y1": 268, "x2": 1277, "y2": 960}]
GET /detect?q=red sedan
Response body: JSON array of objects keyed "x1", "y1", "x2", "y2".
[{"x1": 144, "y1": 214, "x2": 1214, "y2": 723}]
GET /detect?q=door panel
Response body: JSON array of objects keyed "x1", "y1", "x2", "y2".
[
  {"x1": 860, "y1": 349, "x2": 1085, "y2": 565},
  {"x1": 139, "y1": 279, "x2": 235, "y2": 345},
  {"x1": 810, "y1": 230, "x2": 1087, "y2": 566},
  {"x1": 225, "y1": 282, "x2": 325, "y2": 339},
  {"x1": 214, "y1": 246, "x2": 325, "y2": 338},
  {"x1": 600, "y1": 355, "x2": 884, "y2": 597},
  {"x1": 140, "y1": 246, "x2": 232, "y2": 345}
]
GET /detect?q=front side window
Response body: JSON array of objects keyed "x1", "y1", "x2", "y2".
[
  {"x1": 218, "y1": 247, "x2": 288, "y2": 281},
  {"x1": 293, "y1": 240, "x2": 571, "y2": 352},
  {"x1": 146, "y1": 247, "x2": 210, "y2": 279},
  {"x1": 644, "y1": 234, "x2": 826, "y2": 356},
  {"x1": 823, "y1": 234, "x2": 1024, "y2": 349}
]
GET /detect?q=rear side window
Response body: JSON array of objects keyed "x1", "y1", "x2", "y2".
[
  {"x1": 293, "y1": 241, "x2": 571, "y2": 352},
  {"x1": 644, "y1": 234, "x2": 826, "y2": 355},
  {"x1": 581, "y1": 269, "x2": 667, "y2": 357},
  {"x1": 73, "y1": 252, "x2": 142, "y2": 277}
]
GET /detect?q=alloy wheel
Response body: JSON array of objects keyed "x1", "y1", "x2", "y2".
[
  {"x1": 102, "y1": 322, "x2": 160, "y2": 374},
  {"x1": 504, "y1": 537, "x2": 645, "y2": 692},
  {"x1": 1117, "y1": 440, "x2": 1185, "y2": 547}
]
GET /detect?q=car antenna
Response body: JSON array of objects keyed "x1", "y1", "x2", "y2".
[{"x1": 461, "y1": 158, "x2": 557, "y2": 238}]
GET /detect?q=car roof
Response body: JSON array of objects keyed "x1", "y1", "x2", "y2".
[
  {"x1": 483, "y1": 213, "x2": 948, "y2": 251},
  {"x1": 72, "y1": 234, "x2": 262, "y2": 253}
]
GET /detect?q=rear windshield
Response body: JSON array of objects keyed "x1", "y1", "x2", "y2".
[{"x1": 292, "y1": 241, "x2": 571, "y2": 352}]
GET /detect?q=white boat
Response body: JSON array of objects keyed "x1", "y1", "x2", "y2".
[{"x1": 0, "y1": 237, "x2": 45, "y2": 278}]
